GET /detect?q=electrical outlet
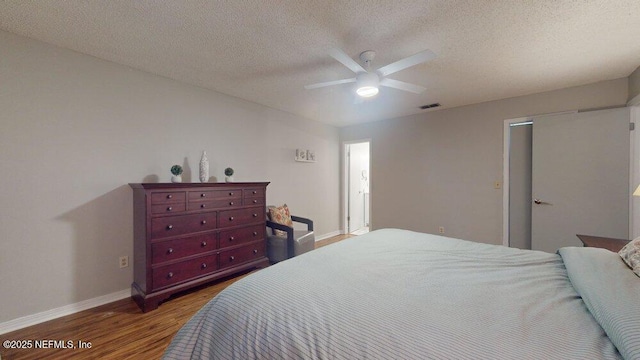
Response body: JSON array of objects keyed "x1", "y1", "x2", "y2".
[
  {"x1": 438, "y1": 226, "x2": 445, "y2": 234},
  {"x1": 119, "y1": 256, "x2": 129, "y2": 268}
]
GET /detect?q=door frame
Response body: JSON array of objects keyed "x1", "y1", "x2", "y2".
[
  {"x1": 343, "y1": 139, "x2": 372, "y2": 234},
  {"x1": 628, "y1": 94, "x2": 640, "y2": 239},
  {"x1": 503, "y1": 108, "x2": 638, "y2": 247},
  {"x1": 502, "y1": 117, "x2": 532, "y2": 246},
  {"x1": 502, "y1": 111, "x2": 576, "y2": 247}
]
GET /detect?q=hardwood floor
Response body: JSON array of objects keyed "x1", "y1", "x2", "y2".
[{"x1": 0, "y1": 234, "x2": 353, "y2": 360}]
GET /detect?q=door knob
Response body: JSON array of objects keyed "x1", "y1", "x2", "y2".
[{"x1": 533, "y1": 199, "x2": 552, "y2": 205}]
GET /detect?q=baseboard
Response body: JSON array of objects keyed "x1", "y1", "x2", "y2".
[
  {"x1": 315, "y1": 230, "x2": 342, "y2": 241},
  {"x1": 0, "y1": 289, "x2": 130, "y2": 335},
  {"x1": 0, "y1": 232, "x2": 345, "y2": 334}
]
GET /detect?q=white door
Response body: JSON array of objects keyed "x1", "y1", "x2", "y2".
[
  {"x1": 347, "y1": 142, "x2": 370, "y2": 234},
  {"x1": 531, "y1": 108, "x2": 630, "y2": 253}
]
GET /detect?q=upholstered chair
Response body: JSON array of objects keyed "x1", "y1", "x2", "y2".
[{"x1": 265, "y1": 205, "x2": 315, "y2": 263}]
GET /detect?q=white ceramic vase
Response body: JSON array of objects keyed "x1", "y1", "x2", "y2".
[
  {"x1": 225, "y1": 176, "x2": 234, "y2": 183},
  {"x1": 171, "y1": 175, "x2": 182, "y2": 183},
  {"x1": 199, "y1": 151, "x2": 209, "y2": 183}
]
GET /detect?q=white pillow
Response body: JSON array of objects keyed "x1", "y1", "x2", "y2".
[{"x1": 618, "y1": 236, "x2": 640, "y2": 277}]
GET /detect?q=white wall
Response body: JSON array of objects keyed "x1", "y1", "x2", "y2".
[
  {"x1": 341, "y1": 78, "x2": 629, "y2": 244},
  {"x1": 0, "y1": 30, "x2": 340, "y2": 324}
]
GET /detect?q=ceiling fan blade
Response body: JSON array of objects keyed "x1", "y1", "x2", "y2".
[
  {"x1": 329, "y1": 48, "x2": 366, "y2": 74},
  {"x1": 304, "y1": 78, "x2": 356, "y2": 90},
  {"x1": 380, "y1": 78, "x2": 426, "y2": 94},
  {"x1": 377, "y1": 49, "x2": 436, "y2": 77}
]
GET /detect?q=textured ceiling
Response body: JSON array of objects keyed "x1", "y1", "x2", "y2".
[{"x1": 1, "y1": 1, "x2": 639, "y2": 126}]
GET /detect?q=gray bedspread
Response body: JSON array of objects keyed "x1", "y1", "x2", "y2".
[{"x1": 164, "y1": 229, "x2": 639, "y2": 359}]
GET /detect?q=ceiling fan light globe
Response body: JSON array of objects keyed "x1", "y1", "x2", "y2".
[
  {"x1": 357, "y1": 86, "x2": 379, "y2": 97},
  {"x1": 356, "y1": 72, "x2": 380, "y2": 97}
]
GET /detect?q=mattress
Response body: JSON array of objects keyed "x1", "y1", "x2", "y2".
[{"x1": 164, "y1": 228, "x2": 640, "y2": 359}]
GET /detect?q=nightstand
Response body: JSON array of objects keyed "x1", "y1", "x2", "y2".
[{"x1": 576, "y1": 234, "x2": 629, "y2": 252}]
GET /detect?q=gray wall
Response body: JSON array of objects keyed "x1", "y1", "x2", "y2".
[
  {"x1": 630, "y1": 65, "x2": 640, "y2": 102},
  {"x1": 0, "y1": 30, "x2": 340, "y2": 324},
  {"x1": 341, "y1": 78, "x2": 628, "y2": 244},
  {"x1": 509, "y1": 124, "x2": 532, "y2": 250}
]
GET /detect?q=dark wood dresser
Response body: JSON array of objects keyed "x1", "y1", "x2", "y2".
[
  {"x1": 129, "y1": 182, "x2": 270, "y2": 312},
  {"x1": 576, "y1": 234, "x2": 629, "y2": 252}
]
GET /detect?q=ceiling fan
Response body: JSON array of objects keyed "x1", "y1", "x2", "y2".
[{"x1": 304, "y1": 48, "x2": 436, "y2": 98}]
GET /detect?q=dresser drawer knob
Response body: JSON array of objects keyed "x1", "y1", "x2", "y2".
[
  {"x1": 229, "y1": 216, "x2": 234, "y2": 221},
  {"x1": 229, "y1": 192, "x2": 234, "y2": 196},
  {"x1": 167, "y1": 194, "x2": 173, "y2": 199},
  {"x1": 201, "y1": 241, "x2": 207, "y2": 247},
  {"x1": 229, "y1": 201, "x2": 234, "y2": 206},
  {"x1": 166, "y1": 225, "x2": 173, "y2": 230},
  {"x1": 229, "y1": 256, "x2": 235, "y2": 261},
  {"x1": 167, "y1": 248, "x2": 174, "y2": 254},
  {"x1": 229, "y1": 236, "x2": 235, "y2": 241},
  {"x1": 252, "y1": 213, "x2": 258, "y2": 217},
  {"x1": 252, "y1": 190, "x2": 257, "y2": 194},
  {"x1": 201, "y1": 204, "x2": 206, "y2": 208},
  {"x1": 167, "y1": 272, "x2": 174, "y2": 279},
  {"x1": 167, "y1": 206, "x2": 173, "y2": 211},
  {"x1": 252, "y1": 199, "x2": 257, "y2": 204},
  {"x1": 201, "y1": 220, "x2": 207, "y2": 225},
  {"x1": 253, "y1": 249, "x2": 258, "y2": 254},
  {"x1": 200, "y1": 193, "x2": 206, "y2": 197},
  {"x1": 201, "y1": 263, "x2": 207, "y2": 269},
  {"x1": 253, "y1": 231, "x2": 258, "y2": 236}
]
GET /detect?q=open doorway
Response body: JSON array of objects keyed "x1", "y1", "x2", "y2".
[{"x1": 344, "y1": 141, "x2": 370, "y2": 235}]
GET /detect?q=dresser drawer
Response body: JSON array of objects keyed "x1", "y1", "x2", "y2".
[
  {"x1": 189, "y1": 189, "x2": 242, "y2": 201},
  {"x1": 151, "y1": 203, "x2": 186, "y2": 215},
  {"x1": 219, "y1": 242, "x2": 265, "y2": 270},
  {"x1": 219, "y1": 224, "x2": 264, "y2": 248},
  {"x1": 151, "y1": 212, "x2": 218, "y2": 239},
  {"x1": 187, "y1": 199, "x2": 241, "y2": 211},
  {"x1": 244, "y1": 197, "x2": 265, "y2": 206},
  {"x1": 243, "y1": 188, "x2": 265, "y2": 206},
  {"x1": 244, "y1": 188, "x2": 265, "y2": 199},
  {"x1": 188, "y1": 190, "x2": 216, "y2": 201},
  {"x1": 218, "y1": 207, "x2": 265, "y2": 228},
  {"x1": 152, "y1": 254, "x2": 218, "y2": 290},
  {"x1": 151, "y1": 192, "x2": 186, "y2": 204},
  {"x1": 151, "y1": 233, "x2": 218, "y2": 264}
]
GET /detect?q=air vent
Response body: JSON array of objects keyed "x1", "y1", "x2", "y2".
[{"x1": 419, "y1": 103, "x2": 440, "y2": 110}]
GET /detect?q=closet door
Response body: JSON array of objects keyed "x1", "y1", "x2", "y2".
[{"x1": 531, "y1": 108, "x2": 630, "y2": 253}]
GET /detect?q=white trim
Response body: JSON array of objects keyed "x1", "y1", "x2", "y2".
[
  {"x1": 631, "y1": 104, "x2": 640, "y2": 239},
  {"x1": 630, "y1": 108, "x2": 636, "y2": 239},
  {"x1": 0, "y1": 289, "x2": 130, "y2": 335},
  {"x1": 315, "y1": 230, "x2": 342, "y2": 241}
]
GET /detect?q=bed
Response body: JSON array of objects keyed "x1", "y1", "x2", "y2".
[{"x1": 163, "y1": 229, "x2": 640, "y2": 359}]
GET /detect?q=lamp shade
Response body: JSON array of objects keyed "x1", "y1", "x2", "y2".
[{"x1": 634, "y1": 185, "x2": 640, "y2": 196}]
